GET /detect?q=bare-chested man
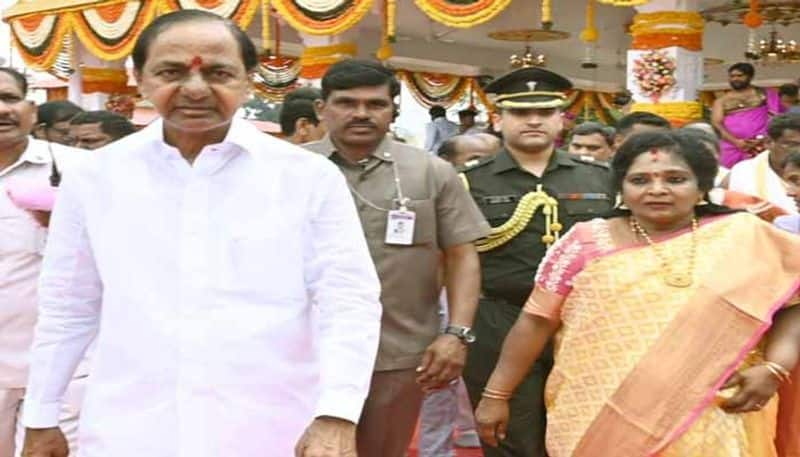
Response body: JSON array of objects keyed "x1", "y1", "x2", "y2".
[{"x1": 711, "y1": 62, "x2": 785, "y2": 168}]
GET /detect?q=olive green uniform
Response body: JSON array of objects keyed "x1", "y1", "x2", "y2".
[{"x1": 460, "y1": 148, "x2": 613, "y2": 457}]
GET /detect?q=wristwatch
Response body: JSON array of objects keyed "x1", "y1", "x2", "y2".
[{"x1": 444, "y1": 325, "x2": 477, "y2": 345}]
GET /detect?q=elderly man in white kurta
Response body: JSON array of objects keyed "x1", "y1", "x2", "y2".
[{"x1": 21, "y1": 10, "x2": 381, "y2": 457}]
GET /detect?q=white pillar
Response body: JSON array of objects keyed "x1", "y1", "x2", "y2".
[
  {"x1": 68, "y1": 38, "x2": 126, "y2": 110},
  {"x1": 627, "y1": 0, "x2": 704, "y2": 123}
]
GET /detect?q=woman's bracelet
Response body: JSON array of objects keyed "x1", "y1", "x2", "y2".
[
  {"x1": 763, "y1": 361, "x2": 792, "y2": 384},
  {"x1": 482, "y1": 387, "x2": 513, "y2": 401}
]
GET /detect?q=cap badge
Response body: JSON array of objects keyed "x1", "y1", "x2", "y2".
[{"x1": 526, "y1": 81, "x2": 538, "y2": 91}]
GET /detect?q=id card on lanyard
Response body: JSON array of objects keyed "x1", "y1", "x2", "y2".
[{"x1": 384, "y1": 162, "x2": 415, "y2": 245}]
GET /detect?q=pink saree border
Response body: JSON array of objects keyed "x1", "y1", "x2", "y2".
[{"x1": 651, "y1": 278, "x2": 800, "y2": 455}]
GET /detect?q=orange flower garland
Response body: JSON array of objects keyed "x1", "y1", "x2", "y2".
[
  {"x1": 270, "y1": 0, "x2": 374, "y2": 36},
  {"x1": 413, "y1": 0, "x2": 513, "y2": 29},
  {"x1": 630, "y1": 11, "x2": 705, "y2": 51}
]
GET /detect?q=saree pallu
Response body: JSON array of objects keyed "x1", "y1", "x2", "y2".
[
  {"x1": 528, "y1": 213, "x2": 800, "y2": 456},
  {"x1": 720, "y1": 88, "x2": 784, "y2": 169}
]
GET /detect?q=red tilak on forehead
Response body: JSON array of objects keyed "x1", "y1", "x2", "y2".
[
  {"x1": 650, "y1": 147, "x2": 661, "y2": 162},
  {"x1": 189, "y1": 56, "x2": 203, "y2": 70}
]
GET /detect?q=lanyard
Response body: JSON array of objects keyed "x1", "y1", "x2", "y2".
[{"x1": 347, "y1": 160, "x2": 408, "y2": 212}]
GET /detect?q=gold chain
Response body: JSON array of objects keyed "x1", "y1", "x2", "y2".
[{"x1": 629, "y1": 217, "x2": 698, "y2": 288}]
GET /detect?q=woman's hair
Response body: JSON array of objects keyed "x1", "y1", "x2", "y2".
[{"x1": 606, "y1": 130, "x2": 737, "y2": 218}]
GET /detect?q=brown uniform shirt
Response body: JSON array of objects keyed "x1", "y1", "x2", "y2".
[{"x1": 305, "y1": 135, "x2": 490, "y2": 371}]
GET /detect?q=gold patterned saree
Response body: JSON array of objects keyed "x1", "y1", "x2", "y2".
[{"x1": 525, "y1": 213, "x2": 800, "y2": 457}]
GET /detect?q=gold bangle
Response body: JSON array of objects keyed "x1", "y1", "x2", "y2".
[
  {"x1": 763, "y1": 361, "x2": 792, "y2": 384},
  {"x1": 484, "y1": 387, "x2": 513, "y2": 396},
  {"x1": 481, "y1": 391, "x2": 511, "y2": 401}
]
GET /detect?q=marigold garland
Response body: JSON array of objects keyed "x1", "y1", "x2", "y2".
[
  {"x1": 398, "y1": 70, "x2": 471, "y2": 109},
  {"x1": 413, "y1": 0, "x2": 513, "y2": 29},
  {"x1": 299, "y1": 43, "x2": 357, "y2": 79},
  {"x1": 7, "y1": 0, "x2": 261, "y2": 69},
  {"x1": 744, "y1": 0, "x2": 763, "y2": 29},
  {"x1": 471, "y1": 79, "x2": 494, "y2": 114},
  {"x1": 81, "y1": 67, "x2": 133, "y2": 94},
  {"x1": 10, "y1": 14, "x2": 70, "y2": 71},
  {"x1": 631, "y1": 101, "x2": 703, "y2": 125},
  {"x1": 630, "y1": 11, "x2": 704, "y2": 34},
  {"x1": 630, "y1": 11, "x2": 704, "y2": 51},
  {"x1": 270, "y1": 0, "x2": 373, "y2": 36},
  {"x1": 633, "y1": 50, "x2": 677, "y2": 102},
  {"x1": 580, "y1": 0, "x2": 598, "y2": 43},
  {"x1": 542, "y1": 0, "x2": 552, "y2": 27},
  {"x1": 71, "y1": 1, "x2": 160, "y2": 62},
  {"x1": 377, "y1": 0, "x2": 396, "y2": 61},
  {"x1": 632, "y1": 32, "x2": 702, "y2": 51}
]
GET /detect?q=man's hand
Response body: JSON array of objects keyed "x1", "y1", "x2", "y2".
[
  {"x1": 294, "y1": 416, "x2": 357, "y2": 457},
  {"x1": 22, "y1": 427, "x2": 68, "y2": 457},
  {"x1": 415, "y1": 334, "x2": 467, "y2": 392}
]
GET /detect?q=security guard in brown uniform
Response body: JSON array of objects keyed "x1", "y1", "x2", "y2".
[{"x1": 460, "y1": 66, "x2": 614, "y2": 456}]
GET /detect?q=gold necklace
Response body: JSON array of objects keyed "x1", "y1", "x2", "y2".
[{"x1": 629, "y1": 217, "x2": 698, "y2": 288}]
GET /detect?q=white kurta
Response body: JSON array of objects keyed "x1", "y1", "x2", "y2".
[
  {"x1": 728, "y1": 151, "x2": 797, "y2": 214},
  {"x1": 0, "y1": 138, "x2": 85, "y2": 388},
  {"x1": 22, "y1": 119, "x2": 382, "y2": 456}
]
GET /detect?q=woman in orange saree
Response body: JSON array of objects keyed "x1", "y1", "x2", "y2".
[{"x1": 474, "y1": 130, "x2": 800, "y2": 456}]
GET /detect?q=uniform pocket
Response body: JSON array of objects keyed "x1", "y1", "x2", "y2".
[{"x1": 405, "y1": 198, "x2": 437, "y2": 245}]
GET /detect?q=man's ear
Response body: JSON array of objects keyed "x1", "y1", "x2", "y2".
[
  {"x1": 314, "y1": 99, "x2": 325, "y2": 122},
  {"x1": 295, "y1": 117, "x2": 310, "y2": 136}
]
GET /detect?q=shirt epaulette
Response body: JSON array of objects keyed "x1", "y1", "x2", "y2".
[{"x1": 457, "y1": 155, "x2": 495, "y2": 174}]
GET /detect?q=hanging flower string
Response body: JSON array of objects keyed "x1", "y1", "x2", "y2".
[
  {"x1": 542, "y1": 0, "x2": 552, "y2": 29},
  {"x1": 633, "y1": 50, "x2": 677, "y2": 103},
  {"x1": 376, "y1": 0, "x2": 395, "y2": 61},
  {"x1": 744, "y1": 0, "x2": 763, "y2": 29},
  {"x1": 580, "y1": 0, "x2": 598, "y2": 43}
]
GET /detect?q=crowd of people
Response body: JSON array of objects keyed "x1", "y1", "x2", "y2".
[{"x1": 3, "y1": 9, "x2": 800, "y2": 457}]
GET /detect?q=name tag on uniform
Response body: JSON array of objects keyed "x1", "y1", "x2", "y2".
[
  {"x1": 556, "y1": 193, "x2": 610, "y2": 201},
  {"x1": 385, "y1": 210, "x2": 416, "y2": 245}
]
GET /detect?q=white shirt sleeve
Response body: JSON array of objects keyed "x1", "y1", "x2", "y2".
[
  {"x1": 22, "y1": 169, "x2": 102, "y2": 428},
  {"x1": 304, "y1": 163, "x2": 381, "y2": 424}
]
